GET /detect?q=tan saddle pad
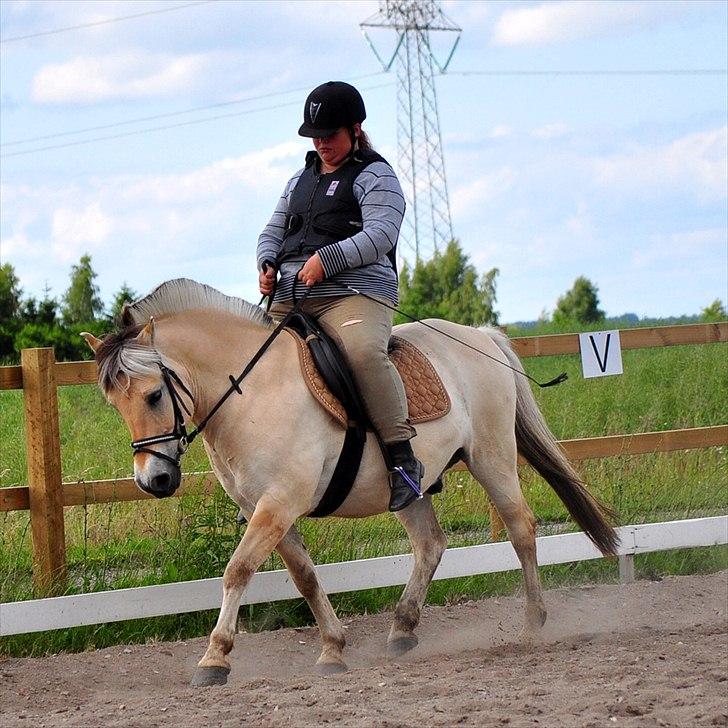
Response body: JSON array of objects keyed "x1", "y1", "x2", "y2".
[{"x1": 286, "y1": 331, "x2": 451, "y2": 428}]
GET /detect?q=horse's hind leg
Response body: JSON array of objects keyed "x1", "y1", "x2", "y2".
[
  {"x1": 388, "y1": 496, "x2": 447, "y2": 656},
  {"x1": 276, "y1": 525, "x2": 347, "y2": 674},
  {"x1": 467, "y1": 445, "x2": 546, "y2": 638}
]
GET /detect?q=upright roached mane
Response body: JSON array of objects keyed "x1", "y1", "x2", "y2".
[
  {"x1": 96, "y1": 278, "x2": 274, "y2": 394},
  {"x1": 122, "y1": 278, "x2": 274, "y2": 329}
]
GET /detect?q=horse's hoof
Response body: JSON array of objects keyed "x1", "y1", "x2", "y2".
[
  {"x1": 387, "y1": 634, "x2": 418, "y2": 657},
  {"x1": 191, "y1": 666, "x2": 230, "y2": 687},
  {"x1": 316, "y1": 659, "x2": 348, "y2": 675}
]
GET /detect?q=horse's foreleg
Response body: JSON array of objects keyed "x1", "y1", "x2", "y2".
[
  {"x1": 387, "y1": 496, "x2": 447, "y2": 656},
  {"x1": 276, "y1": 526, "x2": 347, "y2": 673},
  {"x1": 192, "y1": 495, "x2": 294, "y2": 687}
]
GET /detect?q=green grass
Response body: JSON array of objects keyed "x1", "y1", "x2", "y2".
[{"x1": 0, "y1": 333, "x2": 726, "y2": 656}]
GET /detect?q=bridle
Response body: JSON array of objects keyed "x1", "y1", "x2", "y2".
[{"x1": 131, "y1": 365, "x2": 194, "y2": 467}]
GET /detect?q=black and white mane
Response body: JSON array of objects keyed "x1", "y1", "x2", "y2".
[
  {"x1": 96, "y1": 279, "x2": 272, "y2": 393},
  {"x1": 122, "y1": 278, "x2": 273, "y2": 329}
]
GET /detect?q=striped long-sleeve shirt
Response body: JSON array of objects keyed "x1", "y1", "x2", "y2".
[{"x1": 256, "y1": 158, "x2": 406, "y2": 304}]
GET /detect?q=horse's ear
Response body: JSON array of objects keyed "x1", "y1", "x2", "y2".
[
  {"x1": 136, "y1": 317, "x2": 155, "y2": 346},
  {"x1": 80, "y1": 332, "x2": 102, "y2": 352}
]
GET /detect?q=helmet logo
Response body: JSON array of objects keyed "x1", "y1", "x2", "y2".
[{"x1": 309, "y1": 101, "x2": 322, "y2": 123}]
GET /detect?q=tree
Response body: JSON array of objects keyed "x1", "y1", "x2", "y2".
[
  {"x1": 21, "y1": 284, "x2": 58, "y2": 326},
  {"x1": 700, "y1": 299, "x2": 726, "y2": 322},
  {"x1": 0, "y1": 262, "x2": 22, "y2": 325},
  {"x1": 553, "y1": 276, "x2": 605, "y2": 325},
  {"x1": 397, "y1": 240, "x2": 499, "y2": 326},
  {"x1": 61, "y1": 254, "x2": 104, "y2": 325},
  {"x1": 108, "y1": 282, "x2": 138, "y2": 323},
  {"x1": 0, "y1": 263, "x2": 23, "y2": 359}
]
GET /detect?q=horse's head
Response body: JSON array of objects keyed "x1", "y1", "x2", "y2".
[
  {"x1": 82, "y1": 278, "x2": 275, "y2": 497},
  {"x1": 82, "y1": 323, "x2": 193, "y2": 498}
]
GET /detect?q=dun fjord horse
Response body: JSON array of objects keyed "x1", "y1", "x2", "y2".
[{"x1": 83, "y1": 279, "x2": 618, "y2": 687}]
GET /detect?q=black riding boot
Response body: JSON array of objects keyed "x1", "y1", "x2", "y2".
[{"x1": 385, "y1": 440, "x2": 425, "y2": 512}]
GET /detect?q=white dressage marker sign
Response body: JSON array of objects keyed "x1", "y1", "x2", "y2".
[{"x1": 579, "y1": 330, "x2": 623, "y2": 378}]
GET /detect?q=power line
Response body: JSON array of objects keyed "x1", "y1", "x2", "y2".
[
  {"x1": 448, "y1": 69, "x2": 727, "y2": 76},
  {"x1": 0, "y1": 1, "x2": 217, "y2": 44},
  {"x1": 1, "y1": 73, "x2": 387, "y2": 148},
  {"x1": 0, "y1": 81, "x2": 396, "y2": 159},
  {"x1": 2, "y1": 66, "x2": 719, "y2": 148},
  {"x1": 2, "y1": 66, "x2": 724, "y2": 158}
]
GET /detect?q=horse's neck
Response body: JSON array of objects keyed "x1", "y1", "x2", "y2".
[{"x1": 157, "y1": 309, "x2": 278, "y2": 423}]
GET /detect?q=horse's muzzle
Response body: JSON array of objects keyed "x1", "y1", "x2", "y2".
[{"x1": 137, "y1": 468, "x2": 181, "y2": 498}]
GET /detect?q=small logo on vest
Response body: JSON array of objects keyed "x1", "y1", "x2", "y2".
[
  {"x1": 309, "y1": 102, "x2": 322, "y2": 123},
  {"x1": 326, "y1": 180, "x2": 340, "y2": 196}
]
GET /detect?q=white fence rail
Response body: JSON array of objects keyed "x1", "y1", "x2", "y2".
[{"x1": 1, "y1": 516, "x2": 726, "y2": 637}]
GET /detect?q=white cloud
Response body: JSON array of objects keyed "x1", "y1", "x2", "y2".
[
  {"x1": 0, "y1": 231, "x2": 30, "y2": 257},
  {"x1": 532, "y1": 123, "x2": 570, "y2": 140},
  {"x1": 564, "y1": 203, "x2": 595, "y2": 240},
  {"x1": 51, "y1": 202, "x2": 111, "y2": 260},
  {"x1": 444, "y1": 126, "x2": 512, "y2": 145},
  {"x1": 488, "y1": 125, "x2": 512, "y2": 139},
  {"x1": 31, "y1": 51, "x2": 212, "y2": 104},
  {"x1": 444, "y1": 0, "x2": 491, "y2": 24},
  {"x1": 1, "y1": 142, "x2": 307, "y2": 299},
  {"x1": 631, "y1": 228, "x2": 727, "y2": 268},
  {"x1": 451, "y1": 167, "x2": 516, "y2": 217},
  {"x1": 593, "y1": 126, "x2": 728, "y2": 203},
  {"x1": 492, "y1": 0, "x2": 696, "y2": 47},
  {"x1": 279, "y1": 0, "x2": 379, "y2": 23}
]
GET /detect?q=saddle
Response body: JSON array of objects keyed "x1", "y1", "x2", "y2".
[
  {"x1": 284, "y1": 312, "x2": 450, "y2": 517},
  {"x1": 286, "y1": 329, "x2": 450, "y2": 428}
]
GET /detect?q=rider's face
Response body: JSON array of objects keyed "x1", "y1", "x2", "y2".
[{"x1": 313, "y1": 124, "x2": 360, "y2": 171}]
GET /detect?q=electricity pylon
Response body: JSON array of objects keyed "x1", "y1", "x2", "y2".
[{"x1": 361, "y1": 0, "x2": 461, "y2": 263}]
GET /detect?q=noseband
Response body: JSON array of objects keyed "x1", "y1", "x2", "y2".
[{"x1": 131, "y1": 365, "x2": 193, "y2": 467}]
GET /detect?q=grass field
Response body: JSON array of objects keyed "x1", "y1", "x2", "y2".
[{"x1": 1, "y1": 326, "x2": 726, "y2": 656}]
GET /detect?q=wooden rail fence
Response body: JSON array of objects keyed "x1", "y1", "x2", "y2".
[{"x1": 1, "y1": 322, "x2": 726, "y2": 596}]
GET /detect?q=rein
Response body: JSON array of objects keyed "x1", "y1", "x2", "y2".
[
  {"x1": 332, "y1": 283, "x2": 567, "y2": 389},
  {"x1": 131, "y1": 286, "x2": 313, "y2": 466}
]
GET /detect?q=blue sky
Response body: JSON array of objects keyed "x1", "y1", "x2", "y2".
[{"x1": 1, "y1": 0, "x2": 726, "y2": 323}]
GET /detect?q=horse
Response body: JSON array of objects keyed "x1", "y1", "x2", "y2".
[{"x1": 82, "y1": 278, "x2": 618, "y2": 687}]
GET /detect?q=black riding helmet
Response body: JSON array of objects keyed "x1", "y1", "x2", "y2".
[{"x1": 298, "y1": 81, "x2": 366, "y2": 138}]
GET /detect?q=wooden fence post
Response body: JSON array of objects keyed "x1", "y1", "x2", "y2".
[
  {"x1": 21, "y1": 347, "x2": 67, "y2": 596},
  {"x1": 619, "y1": 554, "x2": 636, "y2": 584}
]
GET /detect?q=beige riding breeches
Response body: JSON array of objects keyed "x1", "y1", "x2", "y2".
[{"x1": 269, "y1": 295, "x2": 416, "y2": 444}]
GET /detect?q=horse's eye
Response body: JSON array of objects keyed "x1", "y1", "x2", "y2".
[{"x1": 147, "y1": 389, "x2": 163, "y2": 406}]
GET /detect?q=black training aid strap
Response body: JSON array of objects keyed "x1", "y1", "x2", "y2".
[{"x1": 285, "y1": 311, "x2": 369, "y2": 518}]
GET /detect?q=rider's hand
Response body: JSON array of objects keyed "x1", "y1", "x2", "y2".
[
  {"x1": 298, "y1": 254, "x2": 325, "y2": 287},
  {"x1": 259, "y1": 264, "x2": 277, "y2": 296}
]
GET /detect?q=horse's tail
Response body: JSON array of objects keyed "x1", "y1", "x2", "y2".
[{"x1": 486, "y1": 328, "x2": 620, "y2": 557}]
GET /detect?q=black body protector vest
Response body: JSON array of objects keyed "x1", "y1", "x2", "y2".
[{"x1": 277, "y1": 149, "x2": 397, "y2": 272}]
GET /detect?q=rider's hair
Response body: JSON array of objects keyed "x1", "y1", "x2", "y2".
[{"x1": 356, "y1": 129, "x2": 373, "y2": 152}]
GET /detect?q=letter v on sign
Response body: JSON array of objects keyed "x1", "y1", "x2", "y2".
[{"x1": 578, "y1": 330, "x2": 623, "y2": 378}]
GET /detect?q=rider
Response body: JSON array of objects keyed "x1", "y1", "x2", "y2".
[{"x1": 257, "y1": 80, "x2": 424, "y2": 512}]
